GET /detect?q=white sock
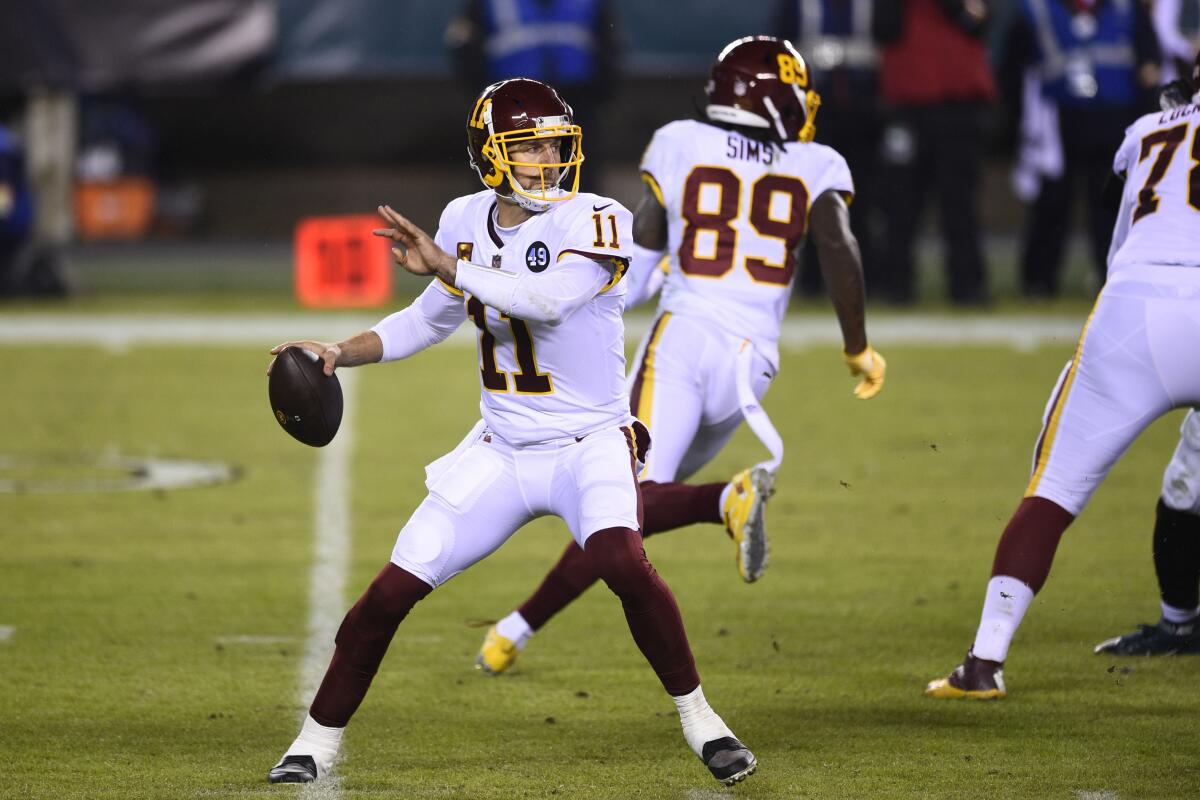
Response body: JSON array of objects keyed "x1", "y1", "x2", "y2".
[
  {"x1": 672, "y1": 685, "x2": 734, "y2": 758},
  {"x1": 283, "y1": 714, "x2": 344, "y2": 777},
  {"x1": 971, "y1": 576, "x2": 1036, "y2": 662},
  {"x1": 496, "y1": 611, "x2": 533, "y2": 650},
  {"x1": 719, "y1": 483, "x2": 733, "y2": 512},
  {"x1": 1161, "y1": 601, "x2": 1200, "y2": 624}
]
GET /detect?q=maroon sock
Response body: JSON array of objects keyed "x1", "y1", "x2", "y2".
[
  {"x1": 641, "y1": 480, "x2": 725, "y2": 537},
  {"x1": 308, "y1": 563, "x2": 433, "y2": 727},
  {"x1": 517, "y1": 540, "x2": 601, "y2": 630},
  {"x1": 991, "y1": 496, "x2": 1076, "y2": 593},
  {"x1": 584, "y1": 527, "x2": 700, "y2": 696}
]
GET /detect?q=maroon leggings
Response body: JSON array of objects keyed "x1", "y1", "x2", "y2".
[
  {"x1": 518, "y1": 480, "x2": 723, "y2": 631},
  {"x1": 308, "y1": 526, "x2": 700, "y2": 727}
]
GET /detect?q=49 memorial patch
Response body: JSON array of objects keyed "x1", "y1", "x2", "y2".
[{"x1": 526, "y1": 241, "x2": 550, "y2": 273}]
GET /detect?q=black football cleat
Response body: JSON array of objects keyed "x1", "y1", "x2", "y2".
[
  {"x1": 1094, "y1": 617, "x2": 1200, "y2": 655},
  {"x1": 701, "y1": 737, "x2": 757, "y2": 785},
  {"x1": 267, "y1": 754, "x2": 318, "y2": 784}
]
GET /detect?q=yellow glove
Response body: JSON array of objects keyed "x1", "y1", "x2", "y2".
[{"x1": 844, "y1": 346, "x2": 886, "y2": 400}]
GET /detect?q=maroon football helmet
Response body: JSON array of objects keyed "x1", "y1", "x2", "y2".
[
  {"x1": 466, "y1": 78, "x2": 584, "y2": 211},
  {"x1": 705, "y1": 36, "x2": 821, "y2": 143}
]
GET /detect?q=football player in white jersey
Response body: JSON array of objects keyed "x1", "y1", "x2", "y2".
[
  {"x1": 476, "y1": 37, "x2": 887, "y2": 676},
  {"x1": 265, "y1": 78, "x2": 757, "y2": 787},
  {"x1": 1094, "y1": 60, "x2": 1200, "y2": 657},
  {"x1": 926, "y1": 54, "x2": 1200, "y2": 699}
]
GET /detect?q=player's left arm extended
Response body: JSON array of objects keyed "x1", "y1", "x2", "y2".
[
  {"x1": 809, "y1": 189, "x2": 886, "y2": 400},
  {"x1": 454, "y1": 257, "x2": 612, "y2": 325},
  {"x1": 372, "y1": 202, "x2": 614, "y2": 325}
]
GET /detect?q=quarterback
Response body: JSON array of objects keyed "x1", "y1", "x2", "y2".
[
  {"x1": 477, "y1": 37, "x2": 886, "y2": 676},
  {"x1": 264, "y1": 78, "x2": 756, "y2": 786},
  {"x1": 927, "y1": 53, "x2": 1200, "y2": 699}
]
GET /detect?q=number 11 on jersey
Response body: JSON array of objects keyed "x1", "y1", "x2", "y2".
[
  {"x1": 466, "y1": 296, "x2": 554, "y2": 394},
  {"x1": 592, "y1": 213, "x2": 620, "y2": 248}
]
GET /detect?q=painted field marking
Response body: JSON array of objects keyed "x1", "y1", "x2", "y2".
[
  {"x1": 686, "y1": 788, "x2": 730, "y2": 800},
  {"x1": 295, "y1": 368, "x2": 356, "y2": 799},
  {"x1": 214, "y1": 635, "x2": 300, "y2": 646},
  {"x1": 0, "y1": 313, "x2": 1084, "y2": 352},
  {"x1": 0, "y1": 625, "x2": 15, "y2": 643}
]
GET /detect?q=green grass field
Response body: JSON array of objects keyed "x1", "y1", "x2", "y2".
[{"x1": 3, "y1": 305, "x2": 1198, "y2": 799}]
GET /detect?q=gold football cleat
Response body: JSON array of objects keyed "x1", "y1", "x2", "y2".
[
  {"x1": 475, "y1": 625, "x2": 519, "y2": 676},
  {"x1": 722, "y1": 467, "x2": 772, "y2": 583},
  {"x1": 924, "y1": 650, "x2": 1006, "y2": 699}
]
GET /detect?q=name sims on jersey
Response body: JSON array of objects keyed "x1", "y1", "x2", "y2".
[{"x1": 725, "y1": 135, "x2": 778, "y2": 165}]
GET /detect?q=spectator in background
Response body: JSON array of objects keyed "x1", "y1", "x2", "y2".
[
  {"x1": 873, "y1": 0, "x2": 997, "y2": 306},
  {"x1": 1004, "y1": 0, "x2": 1160, "y2": 300},
  {"x1": 0, "y1": 119, "x2": 69, "y2": 298},
  {"x1": 774, "y1": 0, "x2": 884, "y2": 300},
  {"x1": 0, "y1": 122, "x2": 33, "y2": 295},
  {"x1": 445, "y1": 0, "x2": 618, "y2": 192},
  {"x1": 1152, "y1": 0, "x2": 1199, "y2": 81}
]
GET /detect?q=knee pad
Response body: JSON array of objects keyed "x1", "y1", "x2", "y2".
[
  {"x1": 390, "y1": 500, "x2": 458, "y2": 587},
  {"x1": 1162, "y1": 411, "x2": 1200, "y2": 513}
]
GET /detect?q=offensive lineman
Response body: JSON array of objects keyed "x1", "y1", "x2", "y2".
[
  {"x1": 265, "y1": 78, "x2": 757, "y2": 786},
  {"x1": 1093, "y1": 410, "x2": 1200, "y2": 655},
  {"x1": 1094, "y1": 63, "x2": 1200, "y2": 657},
  {"x1": 926, "y1": 51, "x2": 1200, "y2": 698},
  {"x1": 476, "y1": 36, "x2": 887, "y2": 676}
]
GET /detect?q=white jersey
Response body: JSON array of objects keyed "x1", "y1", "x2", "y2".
[
  {"x1": 641, "y1": 119, "x2": 854, "y2": 368},
  {"x1": 434, "y1": 190, "x2": 634, "y2": 445},
  {"x1": 1108, "y1": 102, "x2": 1200, "y2": 275}
]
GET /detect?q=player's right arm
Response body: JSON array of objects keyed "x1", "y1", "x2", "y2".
[
  {"x1": 267, "y1": 332, "x2": 383, "y2": 377},
  {"x1": 625, "y1": 177, "x2": 669, "y2": 308},
  {"x1": 266, "y1": 280, "x2": 466, "y2": 377},
  {"x1": 371, "y1": 278, "x2": 468, "y2": 361},
  {"x1": 809, "y1": 189, "x2": 886, "y2": 399},
  {"x1": 270, "y1": 201, "x2": 470, "y2": 376}
]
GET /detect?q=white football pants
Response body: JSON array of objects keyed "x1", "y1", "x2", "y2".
[
  {"x1": 1025, "y1": 266, "x2": 1200, "y2": 516},
  {"x1": 627, "y1": 312, "x2": 775, "y2": 483},
  {"x1": 1161, "y1": 410, "x2": 1200, "y2": 513},
  {"x1": 390, "y1": 422, "x2": 642, "y2": 588}
]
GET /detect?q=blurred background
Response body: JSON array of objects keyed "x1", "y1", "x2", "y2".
[{"x1": 0, "y1": 0, "x2": 1194, "y2": 304}]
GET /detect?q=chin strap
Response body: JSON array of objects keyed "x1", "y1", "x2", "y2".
[{"x1": 798, "y1": 91, "x2": 821, "y2": 143}]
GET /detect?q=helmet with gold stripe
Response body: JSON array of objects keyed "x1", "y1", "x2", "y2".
[
  {"x1": 466, "y1": 78, "x2": 584, "y2": 212},
  {"x1": 705, "y1": 36, "x2": 821, "y2": 144}
]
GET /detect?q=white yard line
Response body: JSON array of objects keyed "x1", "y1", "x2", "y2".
[
  {"x1": 0, "y1": 625, "x2": 15, "y2": 643},
  {"x1": 0, "y1": 313, "x2": 1084, "y2": 351},
  {"x1": 214, "y1": 635, "x2": 300, "y2": 646},
  {"x1": 295, "y1": 369, "x2": 355, "y2": 799},
  {"x1": 300, "y1": 368, "x2": 355, "y2": 704}
]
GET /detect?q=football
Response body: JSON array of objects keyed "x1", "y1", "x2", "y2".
[{"x1": 268, "y1": 346, "x2": 343, "y2": 447}]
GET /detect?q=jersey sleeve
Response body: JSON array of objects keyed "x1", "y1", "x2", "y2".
[
  {"x1": 810, "y1": 146, "x2": 855, "y2": 203},
  {"x1": 371, "y1": 278, "x2": 466, "y2": 361},
  {"x1": 556, "y1": 201, "x2": 633, "y2": 292},
  {"x1": 433, "y1": 195, "x2": 468, "y2": 252},
  {"x1": 433, "y1": 196, "x2": 469, "y2": 297},
  {"x1": 1112, "y1": 124, "x2": 1139, "y2": 177},
  {"x1": 638, "y1": 124, "x2": 676, "y2": 211}
]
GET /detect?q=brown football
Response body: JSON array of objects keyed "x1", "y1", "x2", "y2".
[{"x1": 268, "y1": 346, "x2": 343, "y2": 447}]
